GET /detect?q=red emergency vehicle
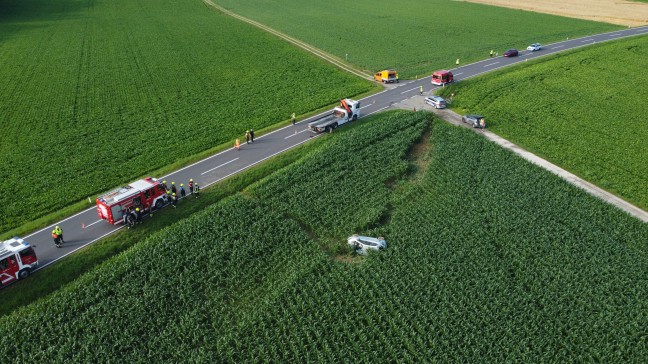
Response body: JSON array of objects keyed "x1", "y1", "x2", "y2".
[
  {"x1": 431, "y1": 70, "x2": 453, "y2": 85},
  {"x1": 96, "y1": 177, "x2": 167, "y2": 225},
  {"x1": 0, "y1": 237, "x2": 38, "y2": 286}
]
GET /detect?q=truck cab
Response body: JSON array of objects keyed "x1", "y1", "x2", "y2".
[{"x1": 0, "y1": 237, "x2": 38, "y2": 286}]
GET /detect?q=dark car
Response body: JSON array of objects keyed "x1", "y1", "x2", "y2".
[
  {"x1": 462, "y1": 115, "x2": 486, "y2": 128},
  {"x1": 503, "y1": 49, "x2": 519, "y2": 57}
]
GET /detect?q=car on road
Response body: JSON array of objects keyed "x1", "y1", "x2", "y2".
[
  {"x1": 347, "y1": 235, "x2": 386, "y2": 255},
  {"x1": 527, "y1": 43, "x2": 542, "y2": 51},
  {"x1": 424, "y1": 96, "x2": 447, "y2": 109},
  {"x1": 462, "y1": 114, "x2": 486, "y2": 128},
  {"x1": 503, "y1": 49, "x2": 519, "y2": 57}
]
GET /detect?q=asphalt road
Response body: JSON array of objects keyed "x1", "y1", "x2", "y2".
[{"x1": 18, "y1": 25, "x2": 648, "y2": 275}]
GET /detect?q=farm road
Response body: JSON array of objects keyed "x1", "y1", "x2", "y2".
[{"x1": 16, "y1": 24, "x2": 648, "y2": 281}]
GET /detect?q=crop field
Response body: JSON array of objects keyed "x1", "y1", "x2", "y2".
[
  {"x1": 2, "y1": 112, "x2": 647, "y2": 362},
  {"x1": 0, "y1": 0, "x2": 373, "y2": 233},
  {"x1": 210, "y1": 0, "x2": 619, "y2": 78},
  {"x1": 439, "y1": 35, "x2": 648, "y2": 210}
]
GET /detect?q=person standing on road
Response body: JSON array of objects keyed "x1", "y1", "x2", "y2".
[
  {"x1": 291, "y1": 112, "x2": 296, "y2": 125},
  {"x1": 162, "y1": 180, "x2": 168, "y2": 191},
  {"x1": 245, "y1": 130, "x2": 251, "y2": 144},
  {"x1": 419, "y1": 85, "x2": 423, "y2": 95},
  {"x1": 171, "y1": 182, "x2": 177, "y2": 195},
  {"x1": 194, "y1": 183, "x2": 200, "y2": 198},
  {"x1": 172, "y1": 193, "x2": 178, "y2": 208},
  {"x1": 52, "y1": 226, "x2": 64, "y2": 247},
  {"x1": 135, "y1": 207, "x2": 142, "y2": 224},
  {"x1": 235, "y1": 138, "x2": 241, "y2": 151},
  {"x1": 180, "y1": 183, "x2": 186, "y2": 198},
  {"x1": 250, "y1": 129, "x2": 254, "y2": 143},
  {"x1": 188, "y1": 179, "x2": 194, "y2": 195}
]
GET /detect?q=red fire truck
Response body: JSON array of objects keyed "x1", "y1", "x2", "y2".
[
  {"x1": 0, "y1": 237, "x2": 39, "y2": 286},
  {"x1": 96, "y1": 177, "x2": 168, "y2": 225},
  {"x1": 431, "y1": 70, "x2": 453, "y2": 85}
]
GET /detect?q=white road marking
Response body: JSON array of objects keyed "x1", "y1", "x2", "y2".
[
  {"x1": 201, "y1": 158, "x2": 239, "y2": 175},
  {"x1": 484, "y1": 62, "x2": 499, "y2": 67},
  {"x1": 365, "y1": 106, "x2": 389, "y2": 116},
  {"x1": 608, "y1": 33, "x2": 622, "y2": 37},
  {"x1": 401, "y1": 87, "x2": 419, "y2": 94},
  {"x1": 551, "y1": 45, "x2": 565, "y2": 49},
  {"x1": 285, "y1": 129, "x2": 308, "y2": 139},
  {"x1": 86, "y1": 220, "x2": 102, "y2": 228},
  {"x1": 581, "y1": 39, "x2": 594, "y2": 42},
  {"x1": 454, "y1": 73, "x2": 463, "y2": 76}
]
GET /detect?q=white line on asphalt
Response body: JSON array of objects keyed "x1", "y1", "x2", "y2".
[
  {"x1": 581, "y1": 39, "x2": 594, "y2": 42},
  {"x1": 400, "y1": 87, "x2": 419, "y2": 94},
  {"x1": 203, "y1": 136, "x2": 321, "y2": 189},
  {"x1": 201, "y1": 158, "x2": 239, "y2": 175},
  {"x1": 365, "y1": 106, "x2": 389, "y2": 116},
  {"x1": 454, "y1": 73, "x2": 463, "y2": 76},
  {"x1": 484, "y1": 62, "x2": 499, "y2": 67},
  {"x1": 36, "y1": 226, "x2": 126, "y2": 271},
  {"x1": 551, "y1": 45, "x2": 565, "y2": 49},
  {"x1": 285, "y1": 129, "x2": 308, "y2": 139},
  {"x1": 608, "y1": 33, "x2": 622, "y2": 37},
  {"x1": 86, "y1": 220, "x2": 102, "y2": 228}
]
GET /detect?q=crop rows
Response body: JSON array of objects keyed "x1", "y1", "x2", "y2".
[
  {"x1": 0, "y1": 0, "x2": 373, "y2": 232},
  {"x1": 1, "y1": 113, "x2": 646, "y2": 362},
  {"x1": 441, "y1": 35, "x2": 648, "y2": 210},
  {"x1": 210, "y1": 0, "x2": 619, "y2": 78}
]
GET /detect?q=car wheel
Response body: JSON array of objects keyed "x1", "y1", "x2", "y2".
[
  {"x1": 155, "y1": 199, "x2": 163, "y2": 210},
  {"x1": 352, "y1": 115, "x2": 357, "y2": 121}
]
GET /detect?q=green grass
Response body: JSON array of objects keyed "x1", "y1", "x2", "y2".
[
  {"x1": 0, "y1": 0, "x2": 374, "y2": 234},
  {"x1": 438, "y1": 35, "x2": 648, "y2": 210},
  {"x1": 2, "y1": 112, "x2": 646, "y2": 362},
  {"x1": 211, "y1": 0, "x2": 620, "y2": 78}
]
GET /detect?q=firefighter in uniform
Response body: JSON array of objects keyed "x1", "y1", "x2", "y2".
[
  {"x1": 135, "y1": 207, "x2": 142, "y2": 224},
  {"x1": 194, "y1": 183, "x2": 200, "y2": 198},
  {"x1": 180, "y1": 184, "x2": 186, "y2": 198},
  {"x1": 188, "y1": 179, "x2": 194, "y2": 195},
  {"x1": 172, "y1": 193, "x2": 178, "y2": 208},
  {"x1": 171, "y1": 182, "x2": 177, "y2": 195}
]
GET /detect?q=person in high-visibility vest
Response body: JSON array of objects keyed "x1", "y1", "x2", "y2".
[
  {"x1": 235, "y1": 138, "x2": 241, "y2": 151},
  {"x1": 291, "y1": 113, "x2": 296, "y2": 125},
  {"x1": 171, "y1": 182, "x2": 177, "y2": 195},
  {"x1": 188, "y1": 179, "x2": 194, "y2": 195},
  {"x1": 172, "y1": 193, "x2": 178, "y2": 208},
  {"x1": 456, "y1": 58, "x2": 460, "y2": 65},
  {"x1": 52, "y1": 226, "x2": 64, "y2": 247},
  {"x1": 419, "y1": 85, "x2": 423, "y2": 95},
  {"x1": 490, "y1": 50, "x2": 494, "y2": 57}
]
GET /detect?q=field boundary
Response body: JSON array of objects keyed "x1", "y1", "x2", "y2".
[
  {"x1": 429, "y1": 108, "x2": 648, "y2": 223},
  {"x1": 201, "y1": 0, "x2": 373, "y2": 81}
]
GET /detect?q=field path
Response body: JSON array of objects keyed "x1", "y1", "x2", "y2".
[{"x1": 201, "y1": 0, "x2": 373, "y2": 81}]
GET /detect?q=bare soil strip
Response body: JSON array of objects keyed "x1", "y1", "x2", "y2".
[
  {"x1": 201, "y1": 0, "x2": 373, "y2": 80},
  {"x1": 461, "y1": 0, "x2": 648, "y2": 27}
]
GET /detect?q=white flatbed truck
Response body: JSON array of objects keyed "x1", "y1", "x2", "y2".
[{"x1": 308, "y1": 99, "x2": 361, "y2": 133}]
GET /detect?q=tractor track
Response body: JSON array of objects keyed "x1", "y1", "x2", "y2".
[{"x1": 201, "y1": 0, "x2": 373, "y2": 81}]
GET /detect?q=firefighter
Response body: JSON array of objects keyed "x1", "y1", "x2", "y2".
[
  {"x1": 291, "y1": 112, "x2": 296, "y2": 125},
  {"x1": 419, "y1": 85, "x2": 423, "y2": 95},
  {"x1": 194, "y1": 183, "x2": 200, "y2": 198},
  {"x1": 250, "y1": 129, "x2": 255, "y2": 142},
  {"x1": 171, "y1": 182, "x2": 177, "y2": 195},
  {"x1": 124, "y1": 211, "x2": 135, "y2": 229},
  {"x1": 490, "y1": 49, "x2": 494, "y2": 57},
  {"x1": 51, "y1": 225, "x2": 64, "y2": 247},
  {"x1": 162, "y1": 180, "x2": 168, "y2": 191},
  {"x1": 135, "y1": 207, "x2": 142, "y2": 224},
  {"x1": 188, "y1": 179, "x2": 194, "y2": 194},
  {"x1": 235, "y1": 138, "x2": 241, "y2": 151},
  {"x1": 245, "y1": 130, "x2": 251, "y2": 144},
  {"x1": 172, "y1": 193, "x2": 177, "y2": 208},
  {"x1": 180, "y1": 183, "x2": 186, "y2": 198}
]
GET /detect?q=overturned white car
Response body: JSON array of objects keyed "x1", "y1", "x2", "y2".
[{"x1": 347, "y1": 235, "x2": 387, "y2": 255}]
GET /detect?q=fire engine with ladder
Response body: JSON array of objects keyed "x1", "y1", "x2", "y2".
[
  {"x1": 96, "y1": 177, "x2": 167, "y2": 225},
  {"x1": 0, "y1": 237, "x2": 38, "y2": 286}
]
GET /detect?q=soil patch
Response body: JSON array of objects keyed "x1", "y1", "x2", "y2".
[{"x1": 461, "y1": 0, "x2": 648, "y2": 26}]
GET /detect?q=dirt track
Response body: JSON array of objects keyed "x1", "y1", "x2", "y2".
[{"x1": 462, "y1": 0, "x2": 648, "y2": 26}]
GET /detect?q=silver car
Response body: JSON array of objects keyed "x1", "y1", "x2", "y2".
[
  {"x1": 347, "y1": 235, "x2": 387, "y2": 255},
  {"x1": 527, "y1": 43, "x2": 542, "y2": 51},
  {"x1": 462, "y1": 114, "x2": 486, "y2": 128},
  {"x1": 424, "y1": 96, "x2": 447, "y2": 109}
]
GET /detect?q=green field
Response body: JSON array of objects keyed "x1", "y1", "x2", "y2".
[
  {"x1": 2, "y1": 112, "x2": 646, "y2": 362},
  {"x1": 0, "y1": 0, "x2": 373, "y2": 233},
  {"x1": 211, "y1": 0, "x2": 619, "y2": 78},
  {"x1": 439, "y1": 35, "x2": 648, "y2": 210}
]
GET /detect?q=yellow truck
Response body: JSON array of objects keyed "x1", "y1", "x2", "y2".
[{"x1": 374, "y1": 69, "x2": 399, "y2": 83}]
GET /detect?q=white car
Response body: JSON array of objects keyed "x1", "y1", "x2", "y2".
[
  {"x1": 424, "y1": 96, "x2": 447, "y2": 109},
  {"x1": 347, "y1": 235, "x2": 387, "y2": 255},
  {"x1": 527, "y1": 43, "x2": 542, "y2": 51}
]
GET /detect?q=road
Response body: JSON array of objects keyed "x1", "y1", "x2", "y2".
[{"x1": 18, "y1": 25, "x2": 648, "y2": 275}]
